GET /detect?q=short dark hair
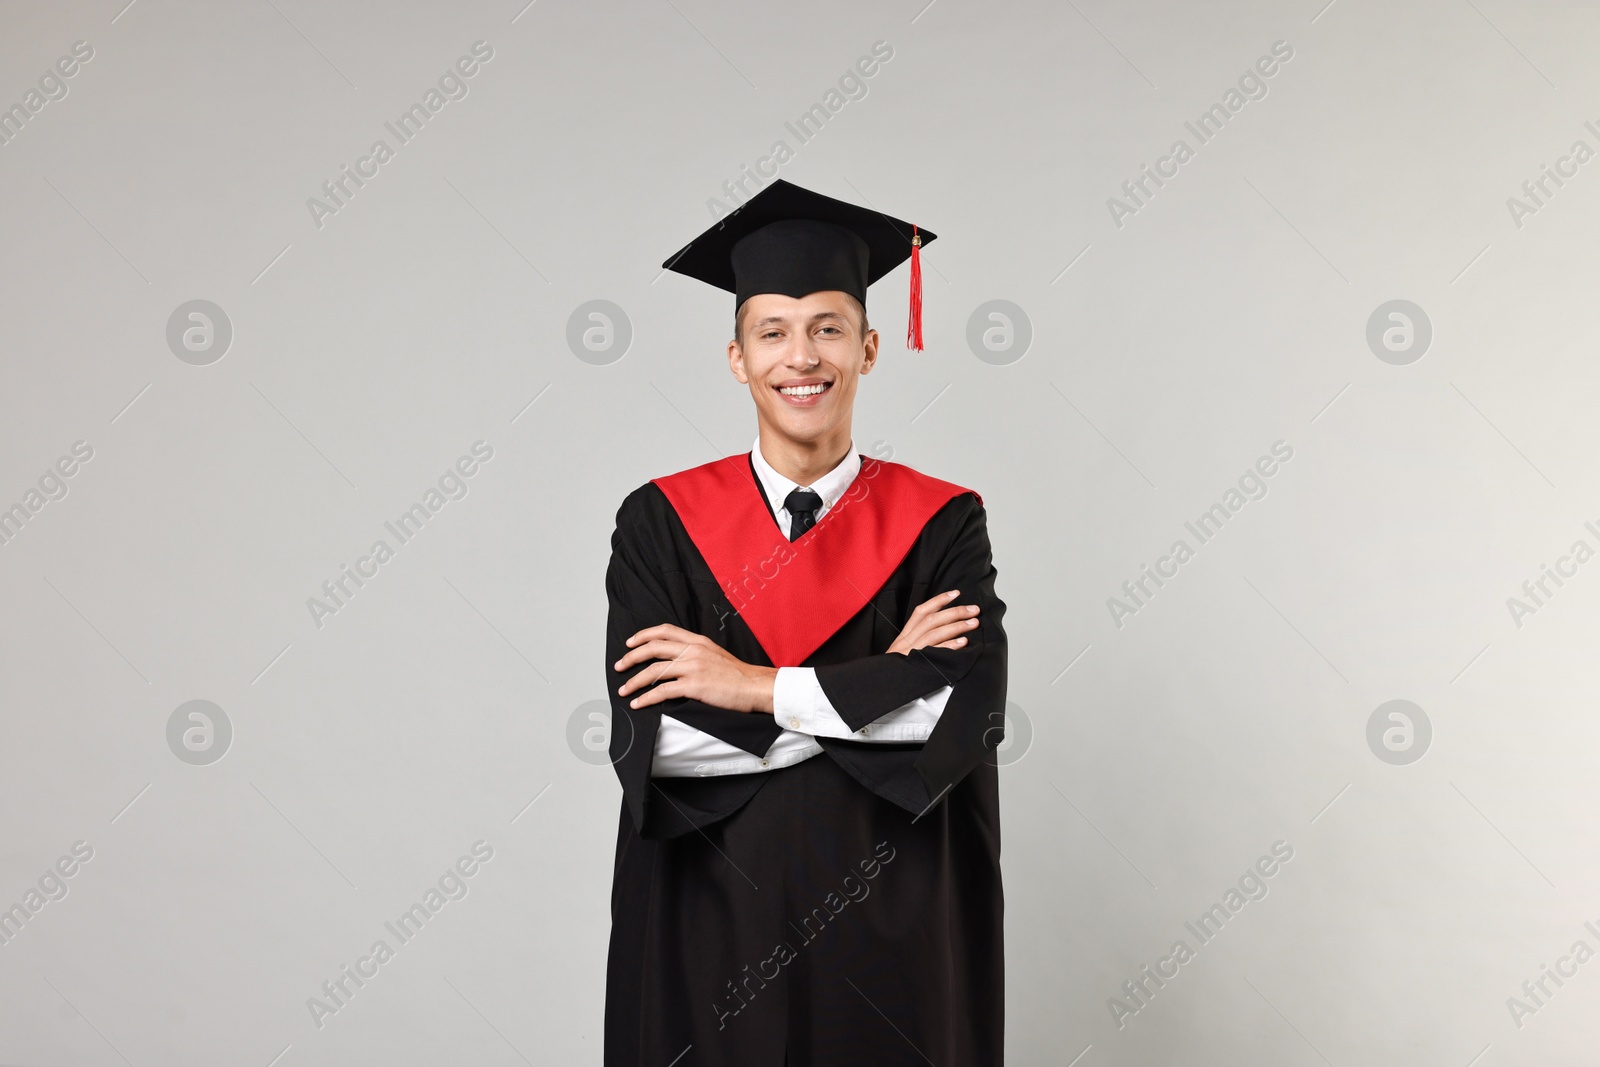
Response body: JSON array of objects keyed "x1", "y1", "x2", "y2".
[{"x1": 734, "y1": 294, "x2": 869, "y2": 347}]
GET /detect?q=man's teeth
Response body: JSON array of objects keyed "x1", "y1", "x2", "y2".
[{"x1": 778, "y1": 383, "x2": 829, "y2": 396}]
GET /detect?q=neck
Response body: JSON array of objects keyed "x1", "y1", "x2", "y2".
[{"x1": 757, "y1": 424, "x2": 853, "y2": 486}]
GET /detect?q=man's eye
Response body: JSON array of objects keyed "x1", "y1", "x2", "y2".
[
  {"x1": 819, "y1": 326, "x2": 841, "y2": 335},
  {"x1": 761, "y1": 330, "x2": 780, "y2": 339}
]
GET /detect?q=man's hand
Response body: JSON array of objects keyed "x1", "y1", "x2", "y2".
[
  {"x1": 614, "y1": 624, "x2": 777, "y2": 714},
  {"x1": 886, "y1": 589, "x2": 980, "y2": 656}
]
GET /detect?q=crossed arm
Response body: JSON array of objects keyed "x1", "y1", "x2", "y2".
[
  {"x1": 612, "y1": 589, "x2": 982, "y2": 714},
  {"x1": 613, "y1": 593, "x2": 980, "y2": 776}
]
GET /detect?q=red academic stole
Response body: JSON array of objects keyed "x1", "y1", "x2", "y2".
[{"x1": 652, "y1": 452, "x2": 980, "y2": 667}]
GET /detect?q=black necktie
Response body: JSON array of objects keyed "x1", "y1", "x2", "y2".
[{"x1": 784, "y1": 488, "x2": 822, "y2": 541}]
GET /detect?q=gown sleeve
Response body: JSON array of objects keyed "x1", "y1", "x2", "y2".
[
  {"x1": 810, "y1": 493, "x2": 1008, "y2": 814},
  {"x1": 604, "y1": 487, "x2": 783, "y2": 831}
]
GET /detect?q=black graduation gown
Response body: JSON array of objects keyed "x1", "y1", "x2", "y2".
[{"x1": 602, "y1": 455, "x2": 1007, "y2": 1066}]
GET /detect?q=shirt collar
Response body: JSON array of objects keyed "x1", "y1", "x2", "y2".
[{"x1": 749, "y1": 434, "x2": 861, "y2": 524}]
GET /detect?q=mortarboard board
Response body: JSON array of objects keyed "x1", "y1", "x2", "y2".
[{"x1": 660, "y1": 178, "x2": 936, "y2": 350}]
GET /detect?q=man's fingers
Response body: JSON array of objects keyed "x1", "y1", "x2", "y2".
[
  {"x1": 923, "y1": 604, "x2": 979, "y2": 629},
  {"x1": 623, "y1": 623, "x2": 697, "y2": 648},
  {"x1": 886, "y1": 592, "x2": 970, "y2": 656},
  {"x1": 614, "y1": 637, "x2": 692, "y2": 672},
  {"x1": 906, "y1": 602, "x2": 978, "y2": 634},
  {"x1": 918, "y1": 619, "x2": 979, "y2": 648},
  {"x1": 910, "y1": 590, "x2": 962, "y2": 617},
  {"x1": 618, "y1": 656, "x2": 688, "y2": 696},
  {"x1": 903, "y1": 590, "x2": 960, "y2": 623},
  {"x1": 614, "y1": 646, "x2": 663, "y2": 675},
  {"x1": 626, "y1": 679, "x2": 682, "y2": 709},
  {"x1": 615, "y1": 644, "x2": 691, "y2": 693},
  {"x1": 897, "y1": 612, "x2": 980, "y2": 650}
]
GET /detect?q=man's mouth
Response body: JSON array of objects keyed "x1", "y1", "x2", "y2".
[{"x1": 774, "y1": 379, "x2": 833, "y2": 405}]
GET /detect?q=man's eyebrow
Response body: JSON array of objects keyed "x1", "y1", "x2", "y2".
[{"x1": 751, "y1": 311, "x2": 849, "y2": 327}]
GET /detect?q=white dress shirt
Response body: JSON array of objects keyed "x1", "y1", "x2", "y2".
[{"x1": 651, "y1": 435, "x2": 954, "y2": 777}]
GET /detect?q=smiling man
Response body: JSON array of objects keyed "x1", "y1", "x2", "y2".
[{"x1": 602, "y1": 179, "x2": 1007, "y2": 1066}]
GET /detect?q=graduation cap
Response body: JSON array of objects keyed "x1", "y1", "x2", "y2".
[{"x1": 661, "y1": 178, "x2": 936, "y2": 350}]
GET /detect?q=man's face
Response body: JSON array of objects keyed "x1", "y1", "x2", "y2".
[{"x1": 727, "y1": 290, "x2": 878, "y2": 446}]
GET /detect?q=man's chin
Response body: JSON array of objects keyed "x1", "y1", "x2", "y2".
[{"x1": 762, "y1": 410, "x2": 835, "y2": 443}]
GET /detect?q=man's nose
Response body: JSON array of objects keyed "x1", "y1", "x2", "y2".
[{"x1": 786, "y1": 334, "x2": 820, "y2": 366}]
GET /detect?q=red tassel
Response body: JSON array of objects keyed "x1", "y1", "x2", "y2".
[{"x1": 905, "y1": 226, "x2": 924, "y2": 351}]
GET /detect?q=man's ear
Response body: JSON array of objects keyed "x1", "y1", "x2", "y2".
[
  {"x1": 728, "y1": 338, "x2": 750, "y2": 384},
  {"x1": 859, "y1": 328, "x2": 880, "y2": 375}
]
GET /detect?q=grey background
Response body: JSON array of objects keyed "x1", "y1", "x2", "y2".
[{"x1": 2, "y1": 0, "x2": 1597, "y2": 1063}]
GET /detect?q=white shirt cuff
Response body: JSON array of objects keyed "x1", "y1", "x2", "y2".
[
  {"x1": 773, "y1": 666, "x2": 952, "y2": 741},
  {"x1": 652, "y1": 714, "x2": 822, "y2": 777}
]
